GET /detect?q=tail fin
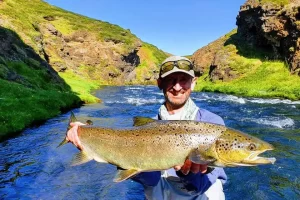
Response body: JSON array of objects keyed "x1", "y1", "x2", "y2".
[{"x1": 57, "y1": 111, "x2": 77, "y2": 148}]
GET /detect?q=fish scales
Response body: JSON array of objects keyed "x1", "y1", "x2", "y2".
[{"x1": 78, "y1": 121, "x2": 226, "y2": 170}]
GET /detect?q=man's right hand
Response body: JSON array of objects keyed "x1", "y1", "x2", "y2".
[
  {"x1": 174, "y1": 159, "x2": 208, "y2": 175},
  {"x1": 66, "y1": 122, "x2": 85, "y2": 150}
]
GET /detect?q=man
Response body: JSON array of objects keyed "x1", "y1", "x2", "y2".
[{"x1": 66, "y1": 55, "x2": 227, "y2": 199}]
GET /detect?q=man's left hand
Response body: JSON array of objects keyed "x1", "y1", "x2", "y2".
[{"x1": 174, "y1": 159, "x2": 207, "y2": 175}]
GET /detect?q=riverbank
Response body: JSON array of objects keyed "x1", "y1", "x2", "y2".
[
  {"x1": 0, "y1": 70, "x2": 100, "y2": 141},
  {"x1": 195, "y1": 60, "x2": 300, "y2": 100}
]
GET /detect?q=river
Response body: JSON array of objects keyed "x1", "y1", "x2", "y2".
[{"x1": 1, "y1": 86, "x2": 299, "y2": 199}]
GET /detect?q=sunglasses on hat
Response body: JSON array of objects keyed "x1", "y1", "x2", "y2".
[{"x1": 160, "y1": 60, "x2": 193, "y2": 76}]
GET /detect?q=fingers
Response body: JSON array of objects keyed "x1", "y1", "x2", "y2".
[
  {"x1": 66, "y1": 122, "x2": 84, "y2": 150},
  {"x1": 181, "y1": 160, "x2": 192, "y2": 175},
  {"x1": 178, "y1": 159, "x2": 209, "y2": 175},
  {"x1": 70, "y1": 122, "x2": 86, "y2": 126},
  {"x1": 190, "y1": 163, "x2": 200, "y2": 174},
  {"x1": 199, "y1": 164, "x2": 208, "y2": 173}
]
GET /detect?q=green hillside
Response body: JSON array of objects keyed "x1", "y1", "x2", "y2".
[{"x1": 0, "y1": 0, "x2": 168, "y2": 140}]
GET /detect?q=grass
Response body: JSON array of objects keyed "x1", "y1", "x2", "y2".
[
  {"x1": 259, "y1": 0, "x2": 290, "y2": 6},
  {"x1": 0, "y1": 59, "x2": 101, "y2": 140},
  {"x1": 195, "y1": 60, "x2": 300, "y2": 100},
  {"x1": 59, "y1": 71, "x2": 101, "y2": 103},
  {"x1": 0, "y1": 79, "x2": 82, "y2": 141}
]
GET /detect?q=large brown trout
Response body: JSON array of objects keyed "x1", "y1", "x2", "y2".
[{"x1": 59, "y1": 112, "x2": 276, "y2": 182}]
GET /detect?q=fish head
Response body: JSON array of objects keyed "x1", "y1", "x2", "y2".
[{"x1": 214, "y1": 129, "x2": 276, "y2": 167}]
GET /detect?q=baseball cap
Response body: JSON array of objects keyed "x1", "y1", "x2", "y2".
[{"x1": 159, "y1": 55, "x2": 195, "y2": 78}]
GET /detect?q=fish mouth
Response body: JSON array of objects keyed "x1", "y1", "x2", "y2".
[{"x1": 243, "y1": 148, "x2": 276, "y2": 166}]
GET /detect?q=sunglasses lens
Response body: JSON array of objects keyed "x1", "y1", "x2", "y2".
[
  {"x1": 161, "y1": 61, "x2": 176, "y2": 74},
  {"x1": 177, "y1": 60, "x2": 192, "y2": 70},
  {"x1": 160, "y1": 60, "x2": 193, "y2": 76}
]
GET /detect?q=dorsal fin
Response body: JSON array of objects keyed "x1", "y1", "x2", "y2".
[
  {"x1": 86, "y1": 120, "x2": 93, "y2": 125},
  {"x1": 133, "y1": 117, "x2": 156, "y2": 126}
]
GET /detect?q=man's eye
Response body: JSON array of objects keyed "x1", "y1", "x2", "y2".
[{"x1": 180, "y1": 78, "x2": 189, "y2": 83}]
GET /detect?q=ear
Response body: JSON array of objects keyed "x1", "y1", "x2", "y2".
[
  {"x1": 157, "y1": 78, "x2": 163, "y2": 90},
  {"x1": 191, "y1": 77, "x2": 197, "y2": 91}
]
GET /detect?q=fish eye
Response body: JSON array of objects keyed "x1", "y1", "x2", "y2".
[{"x1": 248, "y1": 143, "x2": 256, "y2": 151}]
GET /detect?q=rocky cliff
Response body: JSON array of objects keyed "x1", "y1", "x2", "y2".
[
  {"x1": 192, "y1": 0, "x2": 300, "y2": 81},
  {"x1": 237, "y1": 0, "x2": 300, "y2": 75}
]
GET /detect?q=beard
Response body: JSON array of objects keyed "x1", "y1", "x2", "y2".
[{"x1": 164, "y1": 89, "x2": 191, "y2": 110}]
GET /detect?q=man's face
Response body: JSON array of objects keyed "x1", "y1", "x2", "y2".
[{"x1": 159, "y1": 72, "x2": 195, "y2": 109}]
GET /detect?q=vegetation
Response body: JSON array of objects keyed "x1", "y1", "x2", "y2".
[
  {"x1": 196, "y1": 61, "x2": 300, "y2": 100},
  {"x1": 0, "y1": 58, "x2": 102, "y2": 140},
  {"x1": 259, "y1": 0, "x2": 290, "y2": 6},
  {"x1": 195, "y1": 31, "x2": 300, "y2": 100},
  {"x1": 0, "y1": 59, "x2": 83, "y2": 140},
  {"x1": 59, "y1": 71, "x2": 100, "y2": 103}
]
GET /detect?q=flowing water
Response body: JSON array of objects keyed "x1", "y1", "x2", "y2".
[{"x1": 1, "y1": 86, "x2": 299, "y2": 199}]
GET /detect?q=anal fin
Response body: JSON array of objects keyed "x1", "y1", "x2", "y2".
[{"x1": 113, "y1": 169, "x2": 140, "y2": 182}]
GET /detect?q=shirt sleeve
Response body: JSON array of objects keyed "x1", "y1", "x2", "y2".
[
  {"x1": 196, "y1": 108, "x2": 225, "y2": 126},
  {"x1": 131, "y1": 171, "x2": 161, "y2": 186},
  {"x1": 176, "y1": 167, "x2": 227, "y2": 194}
]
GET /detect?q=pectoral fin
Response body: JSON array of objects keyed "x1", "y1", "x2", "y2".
[
  {"x1": 188, "y1": 149, "x2": 216, "y2": 165},
  {"x1": 113, "y1": 169, "x2": 140, "y2": 182},
  {"x1": 71, "y1": 151, "x2": 93, "y2": 166}
]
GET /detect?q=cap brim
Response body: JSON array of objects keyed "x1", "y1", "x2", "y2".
[{"x1": 160, "y1": 68, "x2": 195, "y2": 78}]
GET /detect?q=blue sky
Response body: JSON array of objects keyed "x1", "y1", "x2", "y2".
[{"x1": 44, "y1": 0, "x2": 246, "y2": 56}]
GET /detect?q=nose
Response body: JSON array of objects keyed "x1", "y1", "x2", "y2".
[{"x1": 173, "y1": 80, "x2": 182, "y2": 91}]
